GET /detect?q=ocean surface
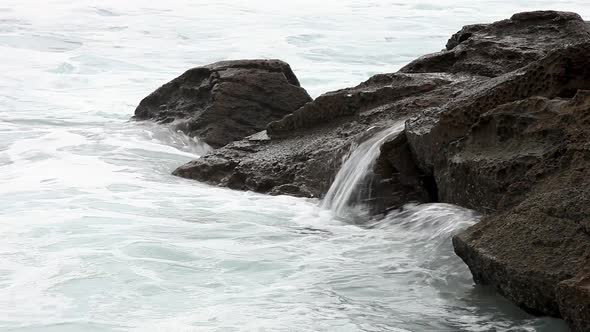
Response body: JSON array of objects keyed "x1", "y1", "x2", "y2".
[{"x1": 1, "y1": 1, "x2": 588, "y2": 331}]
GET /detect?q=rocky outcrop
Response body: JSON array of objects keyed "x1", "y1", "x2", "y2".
[
  {"x1": 133, "y1": 59, "x2": 311, "y2": 148},
  {"x1": 405, "y1": 40, "x2": 590, "y2": 175},
  {"x1": 172, "y1": 12, "x2": 590, "y2": 203},
  {"x1": 148, "y1": 10, "x2": 590, "y2": 331},
  {"x1": 430, "y1": 43, "x2": 590, "y2": 210},
  {"x1": 404, "y1": 14, "x2": 590, "y2": 330},
  {"x1": 173, "y1": 124, "x2": 348, "y2": 198},
  {"x1": 451, "y1": 91, "x2": 590, "y2": 317},
  {"x1": 266, "y1": 72, "x2": 462, "y2": 137},
  {"x1": 174, "y1": 71, "x2": 475, "y2": 198},
  {"x1": 401, "y1": 10, "x2": 590, "y2": 77}
]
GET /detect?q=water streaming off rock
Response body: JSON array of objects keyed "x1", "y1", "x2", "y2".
[
  {"x1": 1, "y1": 0, "x2": 585, "y2": 331},
  {"x1": 322, "y1": 123, "x2": 405, "y2": 219}
]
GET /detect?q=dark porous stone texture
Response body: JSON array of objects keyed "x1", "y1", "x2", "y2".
[
  {"x1": 451, "y1": 90, "x2": 590, "y2": 326},
  {"x1": 133, "y1": 59, "x2": 311, "y2": 148},
  {"x1": 556, "y1": 266, "x2": 590, "y2": 332},
  {"x1": 401, "y1": 10, "x2": 590, "y2": 77},
  {"x1": 174, "y1": 71, "x2": 472, "y2": 199}
]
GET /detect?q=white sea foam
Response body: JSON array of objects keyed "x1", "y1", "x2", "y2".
[{"x1": 1, "y1": 0, "x2": 585, "y2": 331}]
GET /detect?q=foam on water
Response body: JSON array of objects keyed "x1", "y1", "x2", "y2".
[{"x1": 2, "y1": 0, "x2": 587, "y2": 331}]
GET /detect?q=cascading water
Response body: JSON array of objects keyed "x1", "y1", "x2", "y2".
[{"x1": 322, "y1": 122, "x2": 405, "y2": 218}]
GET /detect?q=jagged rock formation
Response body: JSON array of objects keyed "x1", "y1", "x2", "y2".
[
  {"x1": 451, "y1": 89, "x2": 590, "y2": 317},
  {"x1": 133, "y1": 59, "x2": 311, "y2": 148},
  {"x1": 174, "y1": 72, "x2": 471, "y2": 199},
  {"x1": 138, "y1": 11, "x2": 590, "y2": 331},
  {"x1": 401, "y1": 11, "x2": 588, "y2": 77}
]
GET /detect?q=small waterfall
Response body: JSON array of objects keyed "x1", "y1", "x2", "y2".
[{"x1": 322, "y1": 122, "x2": 405, "y2": 218}]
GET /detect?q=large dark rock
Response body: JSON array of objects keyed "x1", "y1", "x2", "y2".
[
  {"x1": 401, "y1": 10, "x2": 590, "y2": 77},
  {"x1": 406, "y1": 40, "x2": 590, "y2": 174},
  {"x1": 133, "y1": 59, "x2": 311, "y2": 148},
  {"x1": 166, "y1": 11, "x2": 590, "y2": 330},
  {"x1": 174, "y1": 125, "x2": 347, "y2": 198},
  {"x1": 556, "y1": 267, "x2": 590, "y2": 331},
  {"x1": 266, "y1": 72, "x2": 461, "y2": 137},
  {"x1": 432, "y1": 42, "x2": 590, "y2": 210},
  {"x1": 412, "y1": 31, "x2": 590, "y2": 331},
  {"x1": 174, "y1": 71, "x2": 472, "y2": 199},
  {"x1": 451, "y1": 90, "x2": 590, "y2": 315}
]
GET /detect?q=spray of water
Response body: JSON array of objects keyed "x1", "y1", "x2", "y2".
[{"x1": 322, "y1": 122, "x2": 405, "y2": 218}]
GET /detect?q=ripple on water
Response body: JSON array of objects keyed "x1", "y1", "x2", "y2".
[
  {"x1": 49, "y1": 62, "x2": 75, "y2": 74},
  {"x1": 0, "y1": 18, "x2": 30, "y2": 33},
  {"x1": 285, "y1": 33, "x2": 325, "y2": 46},
  {"x1": 122, "y1": 241, "x2": 197, "y2": 263},
  {"x1": 92, "y1": 7, "x2": 120, "y2": 17},
  {"x1": 0, "y1": 34, "x2": 82, "y2": 52},
  {"x1": 70, "y1": 54, "x2": 148, "y2": 74}
]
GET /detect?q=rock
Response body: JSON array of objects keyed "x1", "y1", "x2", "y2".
[
  {"x1": 438, "y1": 95, "x2": 574, "y2": 212},
  {"x1": 432, "y1": 43, "x2": 590, "y2": 324},
  {"x1": 401, "y1": 10, "x2": 590, "y2": 77},
  {"x1": 166, "y1": 12, "x2": 590, "y2": 329},
  {"x1": 133, "y1": 59, "x2": 311, "y2": 148},
  {"x1": 173, "y1": 125, "x2": 348, "y2": 198},
  {"x1": 453, "y1": 187, "x2": 590, "y2": 316},
  {"x1": 171, "y1": 11, "x2": 590, "y2": 200},
  {"x1": 556, "y1": 267, "x2": 590, "y2": 332},
  {"x1": 451, "y1": 89, "x2": 590, "y2": 325},
  {"x1": 407, "y1": 41, "x2": 590, "y2": 173},
  {"x1": 267, "y1": 72, "x2": 460, "y2": 137},
  {"x1": 174, "y1": 71, "x2": 472, "y2": 199}
]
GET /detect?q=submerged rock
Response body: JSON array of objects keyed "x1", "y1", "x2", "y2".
[
  {"x1": 133, "y1": 59, "x2": 311, "y2": 148},
  {"x1": 150, "y1": 10, "x2": 590, "y2": 330}
]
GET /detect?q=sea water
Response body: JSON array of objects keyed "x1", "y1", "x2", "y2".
[{"x1": 2, "y1": 1, "x2": 588, "y2": 331}]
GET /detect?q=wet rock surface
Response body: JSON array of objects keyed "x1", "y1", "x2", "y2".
[
  {"x1": 451, "y1": 91, "x2": 590, "y2": 317},
  {"x1": 174, "y1": 72, "x2": 472, "y2": 199},
  {"x1": 557, "y1": 267, "x2": 590, "y2": 332},
  {"x1": 133, "y1": 59, "x2": 311, "y2": 148},
  {"x1": 371, "y1": 133, "x2": 435, "y2": 213},
  {"x1": 401, "y1": 10, "x2": 590, "y2": 77},
  {"x1": 145, "y1": 10, "x2": 590, "y2": 331},
  {"x1": 174, "y1": 124, "x2": 348, "y2": 198}
]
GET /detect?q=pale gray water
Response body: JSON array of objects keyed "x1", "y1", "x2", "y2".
[{"x1": 1, "y1": 1, "x2": 588, "y2": 331}]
